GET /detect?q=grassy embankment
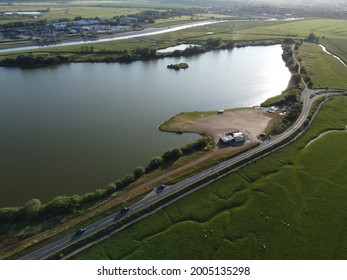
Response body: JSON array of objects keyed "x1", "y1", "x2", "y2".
[{"x1": 72, "y1": 95, "x2": 347, "y2": 260}]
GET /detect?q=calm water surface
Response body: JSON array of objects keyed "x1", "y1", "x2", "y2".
[{"x1": 0, "y1": 45, "x2": 290, "y2": 207}]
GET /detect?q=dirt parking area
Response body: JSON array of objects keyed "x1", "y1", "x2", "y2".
[{"x1": 165, "y1": 108, "x2": 273, "y2": 144}]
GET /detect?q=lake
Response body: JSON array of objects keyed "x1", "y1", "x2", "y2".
[{"x1": 0, "y1": 45, "x2": 291, "y2": 207}]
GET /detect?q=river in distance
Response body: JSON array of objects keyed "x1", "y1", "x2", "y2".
[{"x1": 0, "y1": 45, "x2": 291, "y2": 207}]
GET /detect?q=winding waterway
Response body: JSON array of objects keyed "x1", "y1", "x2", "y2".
[
  {"x1": 319, "y1": 44, "x2": 347, "y2": 67},
  {"x1": 0, "y1": 45, "x2": 291, "y2": 207}
]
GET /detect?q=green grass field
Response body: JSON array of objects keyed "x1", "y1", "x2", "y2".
[
  {"x1": 40, "y1": 6, "x2": 143, "y2": 21},
  {"x1": 71, "y1": 95, "x2": 347, "y2": 260},
  {"x1": 298, "y1": 42, "x2": 347, "y2": 88},
  {"x1": 241, "y1": 18, "x2": 347, "y2": 61},
  {"x1": 0, "y1": 0, "x2": 199, "y2": 24}
]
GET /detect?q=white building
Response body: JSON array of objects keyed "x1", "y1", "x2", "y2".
[
  {"x1": 220, "y1": 135, "x2": 234, "y2": 144},
  {"x1": 219, "y1": 131, "x2": 245, "y2": 144},
  {"x1": 232, "y1": 132, "x2": 245, "y2": 142}
]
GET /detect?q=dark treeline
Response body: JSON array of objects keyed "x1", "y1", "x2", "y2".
[
  {"x1": 0, "y1": 54, "x2": 70, "y2": 67},
  {"x1": 1, "y1": 19, "x2": 48, "y2": 29}
]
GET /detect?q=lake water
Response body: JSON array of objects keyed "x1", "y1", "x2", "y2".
[
  {"x1": 157, "y1": 44, "x2": 200, "y2": 53},
  {"x1": 0, "y1": 45, "x2": 291, "y2": 207}
]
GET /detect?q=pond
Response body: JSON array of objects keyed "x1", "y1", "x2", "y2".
[{"x1": 157, "y1": 44, "x2": 201, "y2": 53}]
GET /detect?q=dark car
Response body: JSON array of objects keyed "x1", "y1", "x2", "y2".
[
  {"x1": 156, "y1": 184, "x2": 166, "y2": 191},
  {"x1": 75, "y1": 228, "x2": 86, "y2": 236},
  {"x1": 120, "y1": 207, "x2": 129, "y2": 214}
]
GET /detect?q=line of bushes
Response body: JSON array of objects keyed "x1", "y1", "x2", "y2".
[
  {"x1": 0, "y1": 137, "x2": 211, "y2": 229},
  {"x1": 111, "y1": 136, "x2": 212, "y2": 192}
]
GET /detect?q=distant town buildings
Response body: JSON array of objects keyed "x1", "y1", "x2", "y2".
[{"x1": 0, "y1": 17, "x2": 134, "y2": 43}]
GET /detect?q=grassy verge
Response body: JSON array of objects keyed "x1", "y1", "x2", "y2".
[
  {"x1": 159, "y1": 111, "x2": 217, "y2": 133},
  {"x1": 71, "y1": 95, "x2": 347, "y2": 260}
]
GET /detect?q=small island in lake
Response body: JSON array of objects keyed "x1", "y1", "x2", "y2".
[{"x1": 167, "y1": 62, "x2": 189, "y2": 70}]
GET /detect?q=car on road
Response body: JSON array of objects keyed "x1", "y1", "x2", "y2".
[
  {"x1": 156, "y1": 183, "x2": 166, "y2": 191},
  {"x1": 120, "y1": 207, "x2": 129, "y2": 214},
  {"x1": 75, "y1": 228, "x2": 86, "y2": 236}
]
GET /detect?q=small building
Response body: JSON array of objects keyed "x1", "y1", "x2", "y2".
[
  {"x1": 219, "y1": 131, "x2": 245, "y2": 144},
  {"x1": 220, "y1": 135, "x2": 234, "y2": 144},
  {"x1": 53, "y1": 22, "x2": 67, "y2": 30},
  {"x1": 233, "y1": 132, "x2": 245, "y2": 142}
]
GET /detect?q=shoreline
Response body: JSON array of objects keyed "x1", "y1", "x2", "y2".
[
  {"x1": 0, "y1": 39, "x2": 284, "y2": 68},
  {"x1": 159, "y1": 107, "x2": 273, "y2": 145}
]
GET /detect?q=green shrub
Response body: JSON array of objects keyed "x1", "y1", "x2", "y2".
[
  {"x1": 162, "y1": 148, "x2": 183, "y2": 161},
  {"x1": 122, "y1": 174, "x2": 135, "y2": 186},
  {"x1": 20, "y1": 198, "x2": 43, "y2": 219},
  {"x1": 134, "y1": 166, "x2": 146, "y2": 179},
  {"x1": 147, "y1": 156, "x2": 164, "y2": 171}
]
